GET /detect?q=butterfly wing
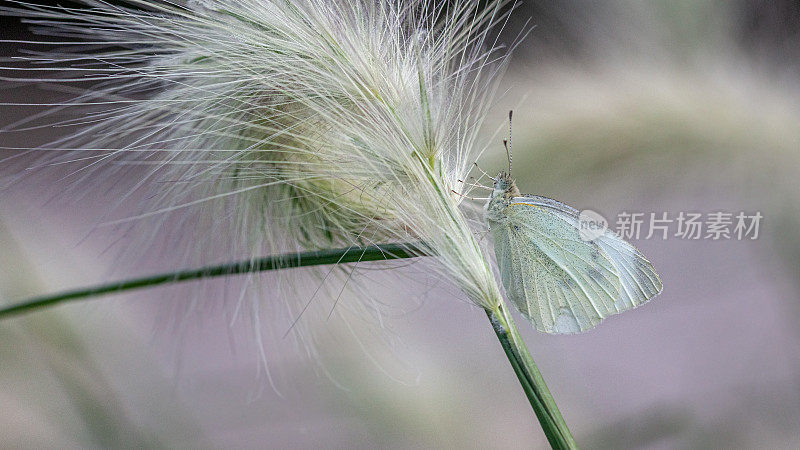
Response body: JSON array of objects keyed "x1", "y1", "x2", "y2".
[
  {"x1": 516, "y1": 196, "x2": 663, "y2": 311},
  {"x1": 492, "y1": 196, "x2": 661, "y2": 333}
]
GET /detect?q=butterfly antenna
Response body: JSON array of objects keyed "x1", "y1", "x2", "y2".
[{"x1": 504, "y1": 110, "x2": 513, "y2": 175}]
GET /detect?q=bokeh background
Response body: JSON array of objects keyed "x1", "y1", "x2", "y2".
[{"x1": 2, "y1": 1, "x2": 800, "y2": 448}]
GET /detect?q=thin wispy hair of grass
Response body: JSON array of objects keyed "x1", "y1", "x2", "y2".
[
  {"x1": 1, "y1": 1, "x2": 580, "y2": 446},
  {"x1": 0, "y1": 0, "x2": 532, "y2": 384}
]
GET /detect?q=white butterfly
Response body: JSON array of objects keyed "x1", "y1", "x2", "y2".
[{"x1": 484, "y1": 171, "x2": 662, "y2": 333}]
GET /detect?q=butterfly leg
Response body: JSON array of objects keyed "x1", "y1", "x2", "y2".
[
  {"x1": 457, "y1": 179, "x2": 493, "y2": 190},
  {"x1": 472, "y1": 162, "x2": 495, "y2": 183},
  {"x1": 451, "y1": 189, "x2": 489, "y2": 201}
]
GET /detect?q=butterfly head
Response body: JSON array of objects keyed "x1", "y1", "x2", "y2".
[
  {"x1": 492, "y1": 171, "x2": 520, "y2": 198},
  {"x1": 485, "y1": 171, "x2": 520, "y2": 222}
]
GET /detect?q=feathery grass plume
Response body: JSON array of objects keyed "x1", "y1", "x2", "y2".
[
  {"x1": 3, "y1": 2, "x2": 583, "y2": 444},
  {"x1": 1, "y1": 0, "x2": 514, "y2": 345}
]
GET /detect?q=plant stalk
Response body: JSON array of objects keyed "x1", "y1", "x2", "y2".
[
  {"x1": 0, "y1": 242, "x2": 422, "y2": 319},
  {"x1": 487, "y1": 301, "x2": 578, "y2": 449},
  {"x1": 0, "y1": 241, "x2": 578, "y2": 448}
]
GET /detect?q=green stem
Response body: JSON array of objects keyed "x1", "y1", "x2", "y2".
[
  {"x1": 1, "y1": 240, "x2": 577, "y2": 448},
  {"x1": 487, "y1": 302, "x2": 578, "y2": 449},
  {"x1": 0, "y1": 242, "x2": 422, "y2": 319}
]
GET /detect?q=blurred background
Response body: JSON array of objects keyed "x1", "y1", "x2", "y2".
[{"x1": 2, "y1": 1, "x2": 800, "y2": 448}]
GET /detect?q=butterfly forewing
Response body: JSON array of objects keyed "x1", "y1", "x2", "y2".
[
  {"x1": 492, "y1": 195, "x2": 662, "y2": 333},
  {"x1": 517, "y1": 196, "x2": 663, "y2": 310},
  {"x1": 493, "y1": 200, "x2": 622, "y2": 333},
  {"x1": 593, "y1": 232, "x2": 663, "y2": 310}
]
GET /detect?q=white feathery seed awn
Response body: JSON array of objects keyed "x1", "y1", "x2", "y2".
[
  {"x1": 1, "y1": 0, "x2": 513, "y2": 324},
  {"x1": 2, "y1": 2, "x2": 662, "y2": 444},
  {"x1": 1, "y1": 0, "x2": 662, "y2": 338}
]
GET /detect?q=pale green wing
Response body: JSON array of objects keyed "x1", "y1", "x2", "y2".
[
  {"x1": 516, "y1": 196, "x2": 663, "y2": 312},
  {"x1": 492, "y1": 200, "x2": 622, "y2": 333}
]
